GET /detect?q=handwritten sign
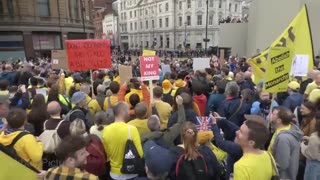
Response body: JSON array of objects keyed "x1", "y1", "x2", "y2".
[
  {"x1": 51, "y1": 50, "x2": 68, "y2": 70},
  {"x1": 143, "y1": 49, "x2": 156, "y2": 56},
  {"x1": 193, "y1": 58, "x2": 210, "y2": 71},
  {"x1": 119, "y1": 65, "x2": 133, "y2": 84},
  {"x1": 66, "y1": 39, "x2": 111, "y2": 71},
  {"x1": 290, "y1": 54, "x2": 309, "y2": 77},
  {"x1": 140, "y1": 56, "x2": 159, "y2": 81}
]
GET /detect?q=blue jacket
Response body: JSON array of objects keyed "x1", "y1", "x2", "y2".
[
  {"x1": 211, "y1": 121, "x2": 242, "y2": 179},
  {"x1": 282, "y1": 92, "x2": 303, "y2": 112},
  {"x1": 217, "y1": 97, "x2": 251, "y2": 126},
  {"x1": 206, "y1": 93, "x2": 226, "y2": 115},
  {"x1": 0, "y1": 71, "x2": 17, "y2": 86},
  {"x1": 167, "y1": 108, "x2": 197, "y2": 128}
]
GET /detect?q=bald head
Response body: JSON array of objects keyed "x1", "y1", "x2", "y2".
[
  {"x1": 147, "y1": 115, "x2": 160, "y2": 132},
  {"x1": 244, "y1": 71, "x2": 252, "y2": 79},
  {"x1": 47, "y1": 101, "x2": 61, "y2": 116}
]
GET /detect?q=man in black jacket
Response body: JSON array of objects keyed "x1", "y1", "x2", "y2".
[{"x1": 69, "y1": 92, "x2": 89, "y2": 130}]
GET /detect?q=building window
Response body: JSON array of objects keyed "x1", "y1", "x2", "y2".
[
  {"x1": 134, "y1": 22, "x2": 137, "y2": 30},
  {"x1": 140, "y1": 9, "x2": 142, "y2": 16},
  {"x1": 140, "y1": 21, "x2": 143, "y2": 29},
  {"x1": 187, "y1": 0, "x2": 191, "y2": 8},
  {"x1": 165, "y1": 3, "x2": 168, "y2": 11},
  {"x1": 209, "y1": 15, "x2": 213, "y2": 25},
  {"x1": 130, "y1": 11, "x2": 132, "y2": 18},
  {"x1": 73, "y1": 0, "x2": 80, "y2": 19},
  {"x1": 219, "y1": 0, "x2": 222, "y2": 8},
  {"x1": 159, "y1": 18, "x2": 162, "y2": 28},
  {"x1": 146, "y1": 20, "x2": 148, "y2": 29},
  {"x1": 179, "y1": 17, "x2": 182, "y2": 26},
  {"x1": 0, "y1": 1, "x2": 3, "y2": 15},
  {"x1": 166, "y1": 36, "x2": 169, "y2": 48},
  {"x1": 7, "y1": 0, "x2": 14, "y2": 16},
  {"x1": 134, "y1": 10, "x2": 136, "y2": 17},
  {"x1": 197, "y1": 15, "x2": 202, "y2": 25},
  {"x1": 152, "y1": 20, "x2": 154, "y2": 28},
  {"x1": 159, "y1": 4, "x2": 162, "y2": 13},
  {"x1": 160, "y1": 35, "x2": 163, "y2": 47},
  {"x1": 38, "y1": 0, "x2": 50, "y2": 17},
  {"x1": 209, "y1": 0, "x2": 214, "y2": 7},
  {"x1": 145, "y1": 9, "x2": 148, "y2": 15},
  {"x1": 179, "y1": 1, "x2": 182, "y2": 10},
  {"x1": 229, "y1": 3, "x2": 232, "y2": 11},
  {"x1": 124, "y1": 12, "x2": 127, "y2": 19},
  {"x1": 187, "y1": 16, "x2": 191, "y2": 26},
  {"x1": 198, "y1": 0, "x2": 202, "y2": 7},
  {"x1": 235, "y1": 4, "x2": 238, "y2": 12},
  {"x1": 130, "y1": 22, "x2": 133, "y2": 30},
  {"x1": 165, "y1": 18, "x2": 169, "y2": 27}
]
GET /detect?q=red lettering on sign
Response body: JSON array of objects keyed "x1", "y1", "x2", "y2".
[{"x1": 66, "y1": 39, "x2": 111, "y2": 71}]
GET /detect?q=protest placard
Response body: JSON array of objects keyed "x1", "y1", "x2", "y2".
[
  {"x1": 66, "y1": 39, "x2": 111, "y2": 71},
  {"x1": 142, "y1": 49, "x2": 156, "y2": 56},
  {"x1": 193, "y1": 58, "x2": 210, "y2": 71},
  {"x1": 119, "y1": 65, "x2": 133, "y2": 84},
  {"x1": 290, "y1": 54, "x2": 309, "y2": 77},
  {"x1": 264, "y1": 47, "x2": 293, "y2": 93},
  {"x1": 140, "y1": 56, "x2": 159, "y2": 81},
  {"x1": 219, "y1": 49, "x2": 226, "y2": 65},
  {"x1": 161, "y1": 64, "x2": 171, "y2": 74},
  {"x1": 51, "y1": 50, "x2": 68, "y2": 70}
]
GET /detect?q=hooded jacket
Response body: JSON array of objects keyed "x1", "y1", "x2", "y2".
[
  {"x1": 272, "y1": 124, "x2": 303, "y2": 180},
  {"x1": 193, "y1": 94, "x2": 207, "y2": 116},
  {"x1": 0, "y1": 71, "x2": 17, "y2": 86},
  {"x1": 0, "y1": 131, "x2": 43, "y2": 169}
]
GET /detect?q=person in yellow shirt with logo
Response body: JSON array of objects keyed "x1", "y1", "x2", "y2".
[{"x1": 232, "y1": 116, "x2": 274, "y2": 180}]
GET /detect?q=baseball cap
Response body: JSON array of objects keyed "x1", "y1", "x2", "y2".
[
  {"x1": 71, "y1": 92, "x2": 86, "y2": 104},
  {"x1": 288, "y1": 81, "x2": 300, "y2": 91}
]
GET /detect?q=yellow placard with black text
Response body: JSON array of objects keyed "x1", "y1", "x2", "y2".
[
  {"x1": 142, "y1": 49, "x2": 156, "y2": 56},
  {"x1": 247, "y1": 5, "x2": 314, "y2": 84},
  {"x1": 264, "y1": 47, "x2": 293, "y2": 93}
]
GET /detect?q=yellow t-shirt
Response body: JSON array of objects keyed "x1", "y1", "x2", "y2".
[
  {"x1": 125, "y1": 89, "x2": 143, "y2": 105},
  {"x1": 308, "y1": 89, "x2": 320, "y2": 103},
  {"x1": 103, "y1": 95, "x2": 119, "y2": 110},
  {"x1": 233, "y1": 151, "x2": 274, "y2": 180},
  {"x1": 127, "y1": 119, "x2": 150, "y2": 136},
  {"x1": 102, "y1": 122, "x2": 143, "y2": 175},
  {"x1": 268, "y1": 124, "x2": 291, "y2": 153},
  {"x1": 304, "y1": 81, "x2": 320, "y2": 95},
  {"x1": 154, "y1": 100, "x2": 172, "y2": 130}
]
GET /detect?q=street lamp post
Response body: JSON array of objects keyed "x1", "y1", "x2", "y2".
[
  {"x1": 184, "y1": 21, "x2": 187, "y2": 51},
  {"x1": 205, "y1": 0, "x2": 209, "y2": 55},
  {"x1": 80, "y1": 0, "x2": 86, "y2": 33}
]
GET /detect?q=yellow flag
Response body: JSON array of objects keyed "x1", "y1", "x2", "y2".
[
  {"x1": 264, "y1": 47, "x2": 293, "y2": 93},
  {"x1": 247, "y1": 5, "x2": 314, "y2": 84},
  {"x1": 142, "y1": 49, "x2": 156, "y2": 56}
]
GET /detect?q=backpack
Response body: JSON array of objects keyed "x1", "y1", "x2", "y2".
[
  {"x1": 63, "y1": 109, "x2": 83, "y2": 122},
  {"x1": 85, "y1": 135, "x2": 107, "y2": 176},
  {"x1": 121, "y1": 125, "x2": 144, "y2": 174},
  {"x1": 38, "y1": 120, "x2": 65, "y2": 153},
  {"x1": 0, "y1": 131, "x2": 40, "y2": 173},
  {"x1": 175, "y1": 154, "x2": 209, "y2": 180},
  {"x1": 162, "y1": 89, "x2": 174, "y2": 105}
]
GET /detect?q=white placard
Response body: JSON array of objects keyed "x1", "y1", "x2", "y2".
[
  {"x1": 290, "y1": 54, "x2": 309, "y2": 77},
  {"x1": 52, "y1": 59, "x2": 59, "y2": 65},
  {"x1": 193, "y1": 58, "x2": 211, "y2": 71},
  {"x1": 36, "y1": 88, "x2": 47, "y2": 97},
  {"x1": 161, "y1": 64, "x2": 171, "y2": 74}
]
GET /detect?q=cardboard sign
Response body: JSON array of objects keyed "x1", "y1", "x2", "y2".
[
  {"x1": 264, "y1": 47, "x2": 293, "y2": 93},
  {"x1": 51, "y1": 50, "x2": 68, "y2": 70},
  {"x1": 66, "y1": 39, "x2": 111, "y2": 71},
  {"x1": 161, "y1": 64, "x2": 171, "y2": 74},
  {"x1": 290, "y1": 54, "x2": 309, "y2": 77},
  {"x1": 219, "y1": 49, "x2": 226, "y2": 65},
  {"x1": 143, "y1": 49, "x2": 156, "y2": 56},
  {"x1": 140, "y1": 56, "x2": 160, "y2": 81},
  {"x1": 119, "y1": 65, "x2": 133, "y2": 84},
  {"x1": 193, "y1": 58, "x2": 211, "y2": 71}
]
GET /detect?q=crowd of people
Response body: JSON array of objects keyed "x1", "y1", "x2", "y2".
[{"x1": 0, "y1": 55, "x2": 319, "y2": 180}]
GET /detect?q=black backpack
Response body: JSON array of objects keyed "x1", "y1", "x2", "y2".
[
  {"x1": 121, "y1": 126, "x2": 144, "y2": 174},
  {"x1": 175, "y1": 154, "x2": 209, "y2": 180},
  {"x1": 162, "y1": 89, "x2": 174, "y2": 105},
  {"x1": 0, "y1": 131, "x2": 40, "y2": 173}
]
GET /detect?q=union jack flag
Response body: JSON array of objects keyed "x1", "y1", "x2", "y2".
[{"x1": 196, "y1": 116, "x2": 213, "y2": 131}]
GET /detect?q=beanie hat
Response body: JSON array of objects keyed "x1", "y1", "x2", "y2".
[{"x1": 197, "y1": 131, "x2": 214, "y2": 144}]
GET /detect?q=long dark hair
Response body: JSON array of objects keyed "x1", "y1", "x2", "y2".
[
  {"x1": 181, "y1": 122, "x2": 199, "y2": 160},
  {"x1": 172, "y1": 87, "x2": 192, "y2": 112},
  {"x1": 301, "y1": 101, "x2": 316, "y2": 127},
  {"x1": 28, "y1": 94, "x2": 49, "y2": 136},
  {"x1": 315, "y1": 112, "x2": 320, "y2": 137}
]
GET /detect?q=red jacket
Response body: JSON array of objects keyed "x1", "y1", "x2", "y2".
[
  {"x1": 85, "y1": 135, "x2": 107, "y2": 176},
  {"x1": 193, "y1": 94, "x2": 207, "y2": 116}
]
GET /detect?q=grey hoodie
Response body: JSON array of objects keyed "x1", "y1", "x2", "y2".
[{"x1": 273, "y1": 124, "x2": 303, "y2": 180}]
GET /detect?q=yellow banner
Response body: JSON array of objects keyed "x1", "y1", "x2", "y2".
[
  {"x1": 247, "y1": 5, "x2": 314, "y2": 84},
  {"x1": 142, "y1": 49, "x2": 156, "y2": 56},
  {"x1": 0, "y1": 152, "x2": 38, "y2": 179},
  {"x1": 264, "y1": 47, "x2": 293, "y2": 93}
]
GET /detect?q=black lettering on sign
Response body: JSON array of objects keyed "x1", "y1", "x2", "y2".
[
  {"x1": 265, "y1": 73, "x2": 289, "y2": 89},
  {"x1": 288, "y1": 26, "x2": 295, "y2": 42},
  {"x1": 275, "y1": 64, "x2": 284, "y2": 73},
  {"x1": 275, "y1": 38, "x2": 287, "y2": 47},
  {"x1": 271, "y1": 51, "x2": 290, "y2": 64}
]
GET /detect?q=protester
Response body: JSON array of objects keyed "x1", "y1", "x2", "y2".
[
  {"x1": 251, "y1": 91, "x2": 279, "y2": 120},
  {"x1": 300, "y1": 101, "x2": 317, "y2": 136},
  {"x1": 0, "y1": 64, "x2": 17, "y2": 86},
  {"x1": 127, "y1": 102, "x2": 150, "y2": 136},
  {"x1": 104, "y1": 81, "x2": 120, "y2": 110},
  {"x1": 102, "y1": 102, "x2": 143, "y2": 180},
  {"x1": 0, "y1": 108, "x2": 43, "y2": 169},
  {"x1": 269, "y1": 106, "x2": 303, "y2": 179},
  {"x1": 192, "y1": 80, "x2": 207, "y2": 116},
  {"x1": 304, "y1": 71, "x2": 320, "y2": 99},
  {"x1": 70, "y1": 91, "x2": 90, "y2": 128},
  {"x1": 283, "y1": 81, "x2": 304, "y2": 112},
  {"x1": 27, "y1": 94, "x2": 49, "y2": 136},
  {"x1": 153, "y1": 86, "x2": 172, "y2": 129},
  {"x1": 90, "y1": 110, "x2": 114, "y2": 139},
  {"x1": 45, "y1": 136, "x2": 98, "y2": 180},
  {"x1": 235, "y1": 72, "x2": 254, "y2": 91},
  {"x1": 206, "y1": 80, "x2": 226, "y2": 115}
]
